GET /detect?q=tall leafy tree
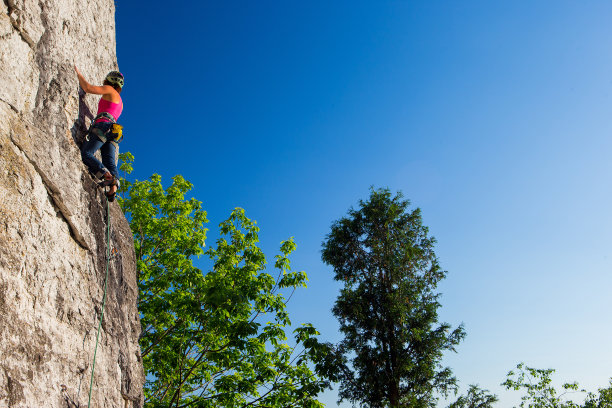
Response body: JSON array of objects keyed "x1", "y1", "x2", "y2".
[
  {"x1": 321, "y1": 187, "x2": 466, "y2": 408},
  {"x1": 118, "y1": 154, "x2": 335, "y2": 408},
  {"x1": 503, "y1": 363, "x2": 612, "y2": 408},
  {"x1": 448, "y1": 385, "x2": 498, "y2": 408},
  {"x1": 503, "y1": 363, "x2": 582, "y2": 408},
  {"x1": 583, "y1": 380, "x2": 612, "y2": 408}
]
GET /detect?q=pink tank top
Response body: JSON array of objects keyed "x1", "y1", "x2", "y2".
[{"x1": 95, "y1": 97, "x2": 123, "y2": 123}]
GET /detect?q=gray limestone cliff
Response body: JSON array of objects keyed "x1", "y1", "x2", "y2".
[{"x1": 0, "y1": 0, "x2": 144, "y2": 406}]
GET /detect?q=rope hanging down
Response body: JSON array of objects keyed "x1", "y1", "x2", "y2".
[{"x1": 88, "y1": 193, "x2": 112, "y2": 408}]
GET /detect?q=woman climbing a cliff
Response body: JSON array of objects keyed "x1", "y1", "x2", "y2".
[{"x1": 75, "y1": 66, "x2": 124, "y2": 201}]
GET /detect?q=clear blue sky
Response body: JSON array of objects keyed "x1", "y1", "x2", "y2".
[{"x1": 115, "y1": 1, "x2": 612, "y2": 406}]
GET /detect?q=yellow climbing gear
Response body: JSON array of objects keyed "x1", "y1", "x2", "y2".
[{"x1": 110, "y1": 123, "x2": 123, "y2": 143}]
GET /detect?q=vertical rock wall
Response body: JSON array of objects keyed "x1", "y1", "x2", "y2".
[{"x1": 0, "y1": 0, "x2": 144, "y2": 406}]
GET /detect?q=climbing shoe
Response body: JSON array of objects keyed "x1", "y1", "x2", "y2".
[
  {"x1": 99, "y1": 172, "x2": 117, "y2": 187},
  {"x1": 106, "y1": 189, "x2": 116, "y2": 202}
]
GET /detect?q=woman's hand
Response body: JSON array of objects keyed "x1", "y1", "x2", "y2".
[
  {"x1": 74, "y1": 66, "x2": 118, "y2": 100},
  {"x1": 75, "y1": 65, "x2": 89, "y2": 92}
]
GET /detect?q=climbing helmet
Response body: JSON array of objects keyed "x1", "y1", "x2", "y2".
[{"x1": 105, "y1": 71, "x2": 124, "y2": 89}]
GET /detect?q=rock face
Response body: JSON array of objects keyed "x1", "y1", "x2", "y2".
[{"x1": 0, "y1": 0, "x2": 144, "y2": 407}]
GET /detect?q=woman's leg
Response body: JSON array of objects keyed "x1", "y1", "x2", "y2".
[
  {"x1": 81, "y1": 136, "x2": 107, "y2": 177},
  {"x1": 100, "y1": 141, "x2": 119, "y2": 179},
  {"x1": 100, "y1": 142, "x2": 119, "y2": 199}
]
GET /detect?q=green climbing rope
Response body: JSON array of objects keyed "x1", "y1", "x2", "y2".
[{"x1": 87, "y1": 194, "x2": 112, "y2": 408}]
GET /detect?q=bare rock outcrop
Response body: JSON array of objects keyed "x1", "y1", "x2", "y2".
[{"x1": 0, "y1": 0, "x2": 144, "y2": 406}]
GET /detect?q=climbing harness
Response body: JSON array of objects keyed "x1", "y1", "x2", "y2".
[
  {"x1": 87, "y1": 112, "x2": 124, "y2": 145},
  {"x1": 94, "y1": 111, "x2": 116, "y2": 123},
  {"x1": 87, "y1": 191, "x2": 113, "y2": 408}
]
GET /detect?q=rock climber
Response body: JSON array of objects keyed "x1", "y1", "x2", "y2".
[{"x1": 75, "y1": 66, "x2": 124, "y2": 201}]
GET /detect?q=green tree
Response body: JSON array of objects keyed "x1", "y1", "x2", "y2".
[
  {"x1": 583, "y1": 380, "x2": 612, "y2": 408},
  {"x1": 503, "y1": 363, "x2": 612, "y2": 408},
  {"x1": 448, "y1": 385, "x2": 499, "y2": 408},
  {"x1": 503, "y1": 363, "x2": 581, "y2": 408},
  {"x1": 321, "y1": 187, "x2": 466, "y2": 408},
  {"x1": 118, "y1": 154, "x2": 335, "y2": 408}
]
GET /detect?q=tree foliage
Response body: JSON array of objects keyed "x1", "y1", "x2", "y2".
[
  {"x1": 503, "y1": 363, "x2": 612, "y2": 408},
  {"x1": 321, "y1": 187, "x2": 466, "y2": 408},
  {"x1": 584, "y1": 380, "x2": 612, "y2": 408},
  {"x1": 503, "y1": 363, "x2": 582, "y2": 408},
  {"x1": 118, "y1": 153, "x2": 335, "y2": 408},
  {"x1": 448, "y1": 385, "x2": 498, "y2": 408}
]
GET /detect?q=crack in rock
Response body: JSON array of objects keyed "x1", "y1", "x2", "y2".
[
  {"x1": 3, "y1": 1, "x2": 36, "y2": 49},
  {"x1": 0, "y1": 97, "x2": 19, "y2": 114},
  {"x1": 7, "y1": 131, "x2": 90, "y2": 251}
]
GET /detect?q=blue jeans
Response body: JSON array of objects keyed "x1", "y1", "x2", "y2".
[{"x1": 81, "y1": 122, "x2": 119, "y2": 179}]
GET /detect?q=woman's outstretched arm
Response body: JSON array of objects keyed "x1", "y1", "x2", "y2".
[{"x1": 75, "y1": 66, "x2": 115, "y2": 96}]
